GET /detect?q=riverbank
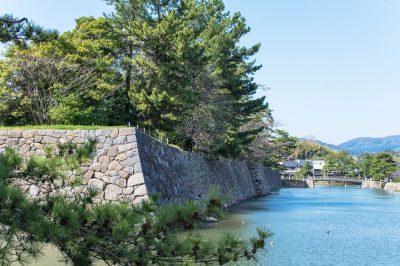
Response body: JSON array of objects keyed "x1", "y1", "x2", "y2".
[
  {"x1": 384, "y1": 183, "x2": 400, "y2": 192},
  {"x1": 282, "y1": 179, "x2": 361, "y2": 188},
  {"x1": 361, "y1": 181, "x2": 400, "y2": 192},
  {"x1": 283, "y1": 178, "x2": 400, "y2": 194}
]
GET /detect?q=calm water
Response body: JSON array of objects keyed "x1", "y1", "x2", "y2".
[{"x1": 199, "y1": 186, "x2": 400, "y2": 266}]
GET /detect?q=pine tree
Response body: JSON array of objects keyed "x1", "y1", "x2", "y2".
[
  {"x1": 0, "y1": 14, "x2": 58, "y2": 44},
  {"x1": 104, "y1": 0, "x2": 271, "y2": 156},
  {"x1": 0, "y1": 143, "x2": 271, "y2": 265}
]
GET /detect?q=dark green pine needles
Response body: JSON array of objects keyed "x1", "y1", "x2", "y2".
[{"x1": 0, "y1": 142, "x2": 271, "y2": 265}]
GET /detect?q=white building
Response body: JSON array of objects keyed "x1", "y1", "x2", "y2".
[{"x1": 282, "y1": 159, "x2": 325, "y2": 178}]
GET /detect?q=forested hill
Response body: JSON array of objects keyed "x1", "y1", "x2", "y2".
[{"x1": 318, "y1": 135, "x2": 400, "y2": 155}]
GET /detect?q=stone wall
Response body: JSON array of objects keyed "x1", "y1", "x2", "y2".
[
  {"x1": 361, "y1": 181, "x2": 384, "y2": 189},
  {"x1": 281, "y1": 179, "x2": 309, "y2": 188},
  {"x1": 383, "y1": 182, "x2": 400, "y2": 192},
  {"x1": 136, "y1": 130, "x2": 280, "y2": 205},
  {"x1": 0, "y1": 128, "x2": 280, "y2": 205},
  {"x1": 0, "y1": 128, "x2": 148, "y2": 204}
]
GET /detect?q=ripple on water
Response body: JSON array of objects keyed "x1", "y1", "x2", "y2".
[{"x1": 198, "y1": 186, "x2": 400, "y2": 266}]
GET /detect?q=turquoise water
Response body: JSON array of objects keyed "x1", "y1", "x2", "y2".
[{"x1": 199, "y1": 186, "x2": 400, "y2": 266}]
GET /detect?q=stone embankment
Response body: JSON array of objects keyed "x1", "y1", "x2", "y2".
[
  {"x1": 361, "y1": 180, "x2": 400, "y2": 192},
  {"x1": 383, "y1": 183, "x2": 400, "y2": 192},
  {"x1": 281, "y1": 179, "x2": 310, "y2": 188},
  {"x1": 0, "y1": 128, "x2": 280, "y2": 205},
  {"x1": 361, "y1": 181, "x2": 384, "y2": 190}
]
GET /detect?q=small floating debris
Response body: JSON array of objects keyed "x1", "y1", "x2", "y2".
[
  {"x1": 326, "y1": 230, "x2": 330, "y2": 234},
  {"x1": 241, "y1": 221, "x2": 245, "y2": 224},
  {"x1": 270, "y1": 241, "x2": 275, "y2": 245}
]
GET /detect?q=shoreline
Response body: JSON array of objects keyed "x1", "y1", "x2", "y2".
[
  {"x1": 282, "y1": 179, "x2": 400, "y2": 193},
  {"x1": 281, "y1": 179, "x2": 361, "y2": 188}
]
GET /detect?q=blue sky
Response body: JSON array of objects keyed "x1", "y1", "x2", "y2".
[{"x1": 1, "y1": 0, "x2": 399, "y2": 144}]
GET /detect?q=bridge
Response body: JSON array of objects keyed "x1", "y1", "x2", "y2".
[
  {"x1": 282, "y1": 176, "x2": 366, "y2": 188},
  {"x1": 305, "y1": 176, "x2": 364, "y2": 187}
]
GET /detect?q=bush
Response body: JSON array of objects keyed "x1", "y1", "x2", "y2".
[
  {"x1": 0, "y1": 146, "x2": 271, "y2": 265},
  {"x1": 204, "y1": 186, "x2": 232, "y2": 220}
]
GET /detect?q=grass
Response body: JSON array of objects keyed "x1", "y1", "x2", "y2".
[{"x1": 0, "y1": 125, "x2": 127, "y2": 131}]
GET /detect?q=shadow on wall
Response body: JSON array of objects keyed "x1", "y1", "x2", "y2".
[
  {"x1": 0, "y1": 128, "x2": 281, "y2": 206},
  {"x1": 136, "y1": 129, "x2": 281, "y2": 206}
]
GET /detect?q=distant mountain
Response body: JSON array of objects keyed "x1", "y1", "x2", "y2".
[{"x1": 317, "y1": 135, "x2": 400, "y2": 155}]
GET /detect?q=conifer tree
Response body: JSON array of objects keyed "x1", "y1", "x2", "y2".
[
  {"x1": 0, "y1": 143, "x2": 271, "y2": 265},
  {"x1": 0, "y1": 14, "x2": 58, "y2": 44}
]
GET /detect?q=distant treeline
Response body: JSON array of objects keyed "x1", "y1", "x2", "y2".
[{"x1": 292, "y1": 139, "x2": 399, "y2": 181}]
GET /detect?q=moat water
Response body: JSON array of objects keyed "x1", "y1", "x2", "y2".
[
  {"x1": 28, "y1": 185, "x2": 400, "y2": 265},
  {"x1": 199, "y1": 185, "x2": 400, "y2": 266}
]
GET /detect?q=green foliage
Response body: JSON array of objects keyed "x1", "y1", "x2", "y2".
[
  {"x1": 293, "y1": 140, "x2": 333, "y2": 160},
  {"x1": 1, "y1": 139, "x2": 96, "y2": 191},
  {"x1": 58, "y1": 138, "x2": 97, "y2": 167},
  {"x1": 0, "y1": 147, "x2": 22, "y2": 180},
  {"x1": 360, "y1": 152, "x2": 397, "y2": 181},
  {"x1": 0, "y1": 147, "x2": 271, "y2": 265},
  {"x1": 1, "y1": 2, "x2": 272, "y2": 158},
  {"x1": 204, "y1": 186, "x2": 231, "y2": 220},
  {"x1": 323, "y1": 151, "x2": 357, "y2": 177},
  {"x1": 295, "y1": 162, "x2": 312, "y2": 178},
  {"x1": 262, "y1": 129, "x2": 299, "y2": 170},
  {"x1": 0, "y1": 14, "x2": 58, "y2": 44}
]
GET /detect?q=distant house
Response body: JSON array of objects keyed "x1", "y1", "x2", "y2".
[
  {"x1": 282, "y1": 159, "x2": 325, "y2": 178},
  {"x1": 312, "y1": 160, "x2": 325, "y2": 177},
  {"x1": 283, "y1": 160, "x2": 298, "y2": 170}
]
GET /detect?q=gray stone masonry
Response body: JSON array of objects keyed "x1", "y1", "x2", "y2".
[{"x1": 0, "y1": 128, "x2": 281, "y2": 205}]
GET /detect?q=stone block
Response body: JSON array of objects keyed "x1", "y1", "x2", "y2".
[
  {"x1": 118, "y1": 143, "x2": 134, "y2": 153},
  {"x1": 106, "y1": 170, "x2": 118, "y2": 176},
  {"x1": 88, "y1": 179, "x2": 105, "y2": 191},
  {"x1": 104, "y1": 185, "x2": 122, "y2": 200},
  {"x1": 108, "y1": 161, "x2": 123, "y2": 171},
  {"x1": 134, "y1": 162, "x2": 142, "y2": 173},
  {"x1": 9, "y1": 131, "x2": 22, "y2": 138},
  {"x1": 119, "y1": 128, "x2": 135, "y2": 136},
  {"x1": 42, "y1": 136, "x2": 58, "y2": 144},
  {"x1": 29, "y1": 185, "x2": 40, "y2": 197},
  {"x1": 134, "y1": 185, "x2": 147, "y2": 196},
  {"x1": 73, "y1": 137, "x2": 85, "y2": 144},
  {"x1": 113, "y1": 136, "x2": 126, "y2": 145},
  {"x1": 20, "y1": 144, "x2": 30, "y2": 153},
  {"x1": 102, "y1": 175, "x2": 119, "y2": 184},
  {"x1": 123, "y1": 187, "x2": 134, "y2": 195},
  {"x1": 89, "y1": 163, "x2": 102, "y2": 172},
  {"x1": 133, "y1": 195, "x2": 149, "y2": 205},
  {"x1": 98, "y1": 156, "x2": 110, "y2": 164},
  {"x1": 107, "y1": 146, "x2": 119, "y2": 157},
  {"x1": 116, "y1": 178, "x2": 126, "y2": 188},
  {"x1": 84, "y1": 170, "x2": 94, "y2": 180},
  {"x1": 94, "y1": 172, "x2": 104, "y2": 179},
  {"x1": 121, "y1": 155, "x2": 140, "y2": 167},
  {"x1": 110, "y1": 129, "x2": 119, "y2": 138},
  {"x1": 7, "y1": 138, "x2": 19, "y2": 146},
  {"x1": 115, "y1": 154, "x2": 127, "y2": 161},
  {"x1": 118, "y1": 170, "x2": 129, "y2": 179},
  {"x1": 127, "y1": 173, "x2": 145, "y2": 187},
  {"x1": 127, "y1": 134, "x2": 136, "y2": 143}
]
